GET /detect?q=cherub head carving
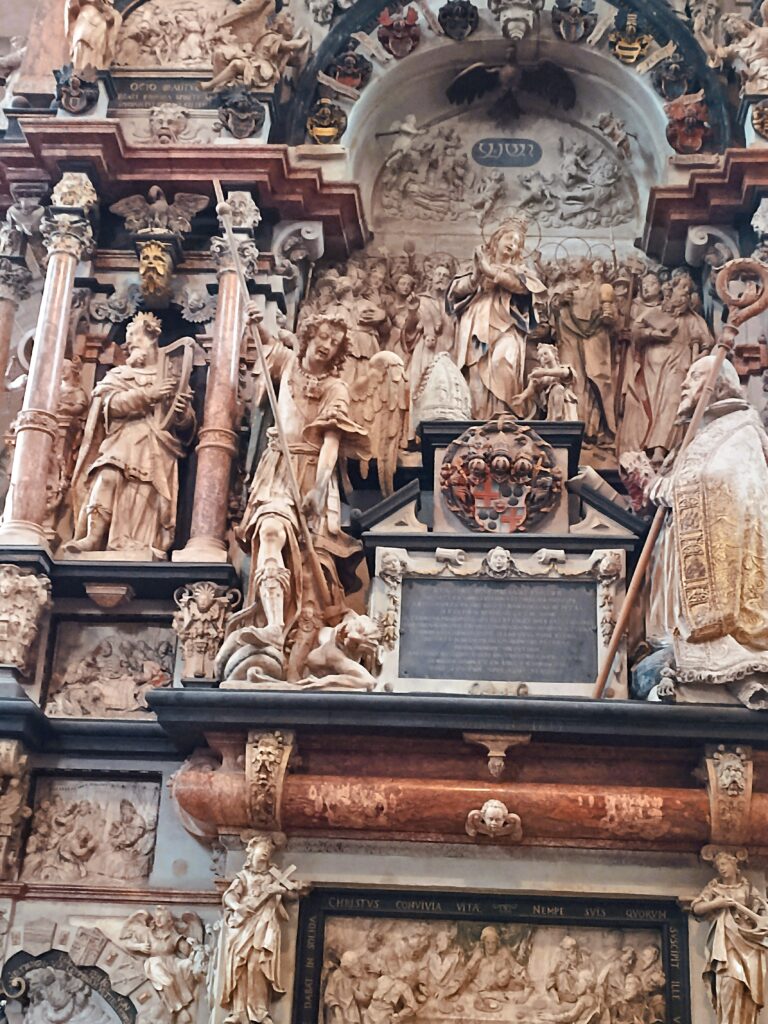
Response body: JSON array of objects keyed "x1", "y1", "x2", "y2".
[
  {"x1": 149, "y1": 104, "x2": 190, "y2": 145},
  {"x1": 465, "y1": 798, "x2": 523, "y2": 842}
]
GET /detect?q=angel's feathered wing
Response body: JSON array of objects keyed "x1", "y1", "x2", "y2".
[
  {"x1": 167, "y1": 194, "x2": 209, "y2": 234},
  {"x1": 447, "y1": 62, "x2": 502, "y2": 105},
  {"x1": 109, "y1": 195, "x2": 152, "y2": 234},
  {"x1": 348, "y1": 351, "x2": 409, "y2": 496}
]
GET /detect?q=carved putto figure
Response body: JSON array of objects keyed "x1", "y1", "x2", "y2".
[
  {"x1": 114, "y1": 907, "x2": 207, "y2": 1024},
  {"x1": 466, "y1": 799, "x2": 523, "y2": 841},
  {"x1": 201, "y1": 2, "x2": 310, "y2": 94},
  {"x1": 0, "y1": 566, "x2": 52, "y2": 675},
  {"x1": 448, "y1": 217, "x2": 548, "y2": 418},
  {"x1": 692, "y1": 848, "x2": 768, "y2": 1024},
  {"x1": 510, "y1": 343, "x2": 579, "y2": 421},
  {"x1": 173, "y1": 581, "x2": 241, "y2": 678},
  {"x1": 637, "y1": 356, "x2": 768, "y2": 709},
  {"x1": 220, "y1": 833, "x2": 299, "y2": 1024},
  {"x1": 64, "y1": 0, "x2": 122, "y2": 72},
  {"x1": 64, "y1": 313, "x2": 196, "y2": 558}
]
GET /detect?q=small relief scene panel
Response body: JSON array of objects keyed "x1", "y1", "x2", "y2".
[
  {"x1": 299, "y1": 892, "x2": 688, "y2": 1024},
  {"x1": 44, "y1": 620, "x2": 176, "y2": 719},
  {"x1": 20, "y1": 777, "x2": 160, "y2": 886}
]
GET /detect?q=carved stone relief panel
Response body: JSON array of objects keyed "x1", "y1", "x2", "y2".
[
  {"x1": 21, "y1": 778, "x2": 160, "y2": 885},
  {"x1": 44, "y1": 621, "x2": 175, "y2": 719}
]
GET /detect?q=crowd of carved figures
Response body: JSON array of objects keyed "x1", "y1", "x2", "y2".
[{"x1": 321, "y1": 921, "x2": 667, "y2": 1024}]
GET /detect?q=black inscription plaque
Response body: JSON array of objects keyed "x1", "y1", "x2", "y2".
[
  {"x1": 398, "y1": 577, "x2": 597, "y2": 683},
  {"x1": 110, "y1": 76, "x2": 217, "y2": 110}
]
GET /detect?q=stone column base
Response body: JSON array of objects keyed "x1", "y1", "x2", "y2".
[
  {"x1": 0, "y1": 520, "x2": 51, "y2": 551},
  {"x1": 172, "y1": 536, "x2": 230, "y2": 563}
]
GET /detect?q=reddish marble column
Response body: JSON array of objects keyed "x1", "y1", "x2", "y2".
[
  {"x1": 0, "y1": 212, "x2": 92, "y2": 547},
  {"x1": 0, "y1": 260, "x2": 31, "y2": 389},
  {"x1": 174, "y1": 238, "x2": 255, "y2": 563}
]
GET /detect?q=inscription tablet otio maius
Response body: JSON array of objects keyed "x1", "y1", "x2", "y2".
[{"x1": 399, "y1": 577, "x2": 598, "y2": 684}]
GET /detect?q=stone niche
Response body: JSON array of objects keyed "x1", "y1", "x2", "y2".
[{"x1": 369, "y1": 544, "x2": 626, "y2": 698}]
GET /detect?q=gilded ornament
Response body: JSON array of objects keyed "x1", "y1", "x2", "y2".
[{"x1": 307, "y1": 98, "x2": 347, "y2": 144}]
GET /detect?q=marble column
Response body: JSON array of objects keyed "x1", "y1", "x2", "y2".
[
  {"x1": 173, "y1": 234, "x2": 259, "y2": 563},
  {"x1": 0, "y1": 210, "x2": 93, "y2": 548},
  {"x1": 0, "y1": 259, "x2": 32, "y2": 388}
]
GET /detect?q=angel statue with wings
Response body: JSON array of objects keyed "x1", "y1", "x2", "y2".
[
  {"x1": 102, "y1": 906, "x2": 207, "y2": 1024},
  {"x1": 63, "y1": 312, "x2": 196, "y2": 558},
  {"x1": 201, "y1": 0, "x2": 310, "y2": 94},
  {"x1": 64, "y1": 0, "x2": 122, "y2": 73}
]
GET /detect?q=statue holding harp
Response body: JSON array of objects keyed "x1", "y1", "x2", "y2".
[{"x1": 64, "y1": 312, "x2": 196, "y2": 558}]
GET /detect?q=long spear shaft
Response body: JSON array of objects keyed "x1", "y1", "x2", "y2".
[
  {"x1": 592, "y1": 258, "x2": 768, "y2": 700},
  {"x1": 212, "y1": 178, "x2": 332, "y2": 610}
]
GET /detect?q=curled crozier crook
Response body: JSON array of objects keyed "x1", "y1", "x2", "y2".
[{"x1": 715, "y1": 257, "x2": 768, "y2": 328}]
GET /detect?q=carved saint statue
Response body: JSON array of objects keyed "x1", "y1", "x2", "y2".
[
  {"x1": 691, "y1": 848, "x2": 768, "y2": 1024},
  {"x1": 218, "y1": 310, "x2": 369, "y2": 682},
  {"x1": 448, "y1": 216, "x2": 548, "y2": 418},
  {"x1": 64, "y1": 0, "x2": 122, "y2": 72},
  {"x1": 220, "y1": 834, "x2": 298, "y2": 1024},
  {"x1": 618, "y1": 271, "x2": 712, "y2": 462},
  {"x1": 65, "y1": 312, "x2": 195, "y2": 557},
  {"x1": 641, "y1": 356, "x2": 768, "y2": 708}
]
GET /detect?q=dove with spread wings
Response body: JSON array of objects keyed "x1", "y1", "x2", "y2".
[
  {"x1": 109, "y1": 186, "x2": 208, "y2": 237},
  {"x1": 446, "y1": 51, "x2": 576, "y2": 124}
]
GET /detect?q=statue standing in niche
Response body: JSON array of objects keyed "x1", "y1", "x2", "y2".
[
  {"x1": 548, "y1": 258, "x2": 616, "y2": 446},
  {"x1": 64, "y1": 312, "x2": 195, "y2": 558},
  {"x1": 448, "y1": 216, "x2": 548, "y2": 419},
  {"x1": 618, "y1": 270, "x2": 712, "y2": 463},
  {"x1": 691, "y1": 848, "x2": 768, "y2": 1024},
  {"x1": 65, "y1": 0, "x2": 122, "y2": 72},
  {"x1": 639, "y1": 356, "x2": 768, "y2": 709},
  {"x1": 220, "y1": 834, "x2": 298, "y2": 1024}
]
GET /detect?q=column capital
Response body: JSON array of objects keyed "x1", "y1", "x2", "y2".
[
  {"x1": 0, "y1": 258, "x2": 32, "y2": 304},
  {"x1": 40, "y1": 210, "x2": 94, "y2": 263},
  {"x1": 210, "y1": 235, "x2": 260, "y2": 280}
]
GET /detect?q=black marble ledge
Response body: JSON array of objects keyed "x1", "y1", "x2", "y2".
[
  {"x1": 0, "y1": 691, "x2": 178, "y2": 758},
  {"x1": 147, "y1": 689, "x2": 768, "y2": 753},
  {"x1": 0, "y1": 547, "x2": 239, "y2": 601}
]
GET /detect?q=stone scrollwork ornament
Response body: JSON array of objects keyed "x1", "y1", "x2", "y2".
[
  {"x1": 465, "y1": 799, "x2": 523, "y2": 841},
  {"x1": 0, "y1": 566, "x2": 52, "y2": 675},
  {"x1": 173, "y1": 581, "x2": 241, "y2": 679},
  {"x1": 220, "y1": 833, "x2": 301, "y2": 1024},
  {"x1": 246, "y1": 730, "x2": 295, "y2": 830},
  {"x1": 307, "y1": 98, "x2": 347, "y2": 144},
  {"x1": 440, "y1": 418, "x2": 563, "y2": 533},
  {"x1": 691, "y1": 847, "x2": 768, "y2": 1024}
]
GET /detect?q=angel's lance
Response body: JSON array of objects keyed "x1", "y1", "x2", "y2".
[
  {"x1": 211, "y1": 178, "x2": 333, "y2": 614},
  {"x1": 593, "y1": 257, "x2": 768, "y2": 700}
]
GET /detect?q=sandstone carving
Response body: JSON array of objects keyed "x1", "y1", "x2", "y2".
[
  {"x1": 0, "y1": 566, "x2": 52, "y2": 675},
  {"x1": 465, "y1": 799, "x2": 523, "y2": 841},
  {"x1": 173, "y1": 581, "x2": 241, "y2": 679},
  {"x1": 65, "y1": 0, "x2": 122, "y2": 72},
  {"x1": 0, "y1": 739, "x2": 31, "y2": 880}
]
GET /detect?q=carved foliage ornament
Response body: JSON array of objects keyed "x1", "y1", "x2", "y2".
[
  {"x1": 440, "y1": 417, "x2": 562, "y2": 533},
  {"x1": 173, "y1": 580, "x2": 241, "y2": 678},
  {"x1": 40, "y1": 212, "x2": 94, "y2": 262},
  {"x1": 246, "y1": 730, "x2": 295, "y2": 830},
  {"x1": 51, "y1": 172, "x2": 99, "y2": 211},
  {"x1": 0, "y1": 566, "x2": 52, "y2": 674},
  {"x1": 0, "y1": 258, "x2": 32, "y2": 303}
]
